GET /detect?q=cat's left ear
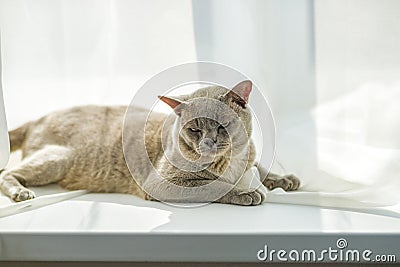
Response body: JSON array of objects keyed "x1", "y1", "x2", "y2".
[
  {"x1": 158, "y1": 96, "x2": 186, "y2": 116},
  {"x1": 223, "y1": 80, "x2": 252, "y2": 108}
]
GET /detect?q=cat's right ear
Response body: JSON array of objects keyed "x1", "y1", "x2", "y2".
[{"x1": 158, "y1": 96, "x2": 186, "y2": 116}]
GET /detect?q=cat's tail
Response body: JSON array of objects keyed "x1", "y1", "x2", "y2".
[{"x1": 9, "y1": 122, "x2": 31, "y2": 152}]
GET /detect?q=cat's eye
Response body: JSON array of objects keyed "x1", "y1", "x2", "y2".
[
  {"x1": 222, "y1": 122, "x2": 230, "y2": 128},
  {"x1": 218, "y1": 122, "x2": 229, "y2": 132},
  {"x1": 189, "y1": 128, "x2": 201, "y2": 133}
]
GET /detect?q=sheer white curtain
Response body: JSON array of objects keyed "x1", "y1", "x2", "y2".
[
  {"x1": 0, "y1": 0, "x2": 399, "y2": 211},
  {"x1": 193, "y1": 0, "x2": 400, "y2": 210},
  {"x1": 0, "y1": 0, "x2": 197, "y2": 129},
  {"x1": 0, "y1": 39, "x2": 9, "y2": 169},
  {"x1": 312, "y1": 0, "x2": 400, "y2": 207}
]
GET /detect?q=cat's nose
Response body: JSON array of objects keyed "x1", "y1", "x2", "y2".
[{"x1": 201, "y1": 138, "x2": 216, "y2": 149}]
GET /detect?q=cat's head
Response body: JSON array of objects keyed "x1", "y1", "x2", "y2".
[{"x1": 159, "y1": 81, "x2": 253, "y2": 158}]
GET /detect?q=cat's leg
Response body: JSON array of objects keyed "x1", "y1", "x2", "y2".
[
  {"x1": 256, "y1": 164, "x2": 300, "y2": 191},
  {"x1": 143, "y1": 171, "x2": 264, "y2": 206},
  {"x1": 0, "y1": 145, "x2": 72, "y2": 202},
  {"x1": 217, "y1": 186, "x2": 264, "y2": 206}
]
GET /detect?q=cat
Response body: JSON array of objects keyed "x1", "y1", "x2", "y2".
[{"x1": 0, "y1": 80, "x2": 300, "y2": 205}]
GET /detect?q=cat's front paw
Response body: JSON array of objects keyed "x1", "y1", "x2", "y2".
[
  {"x1": 219, "y1": 188, "x2": 264, "y2": 206},
  {"x1": 236, "y1": 190, "x2": 264, "y2": 205},
  {"x1": 264, "y1": 174, "x2": 300, "y2": 191},
  {"x1": 10, "y1": 187, "x2": 36, "y2": 202}
]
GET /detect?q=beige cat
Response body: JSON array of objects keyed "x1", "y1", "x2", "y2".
[{"x1": 0, "y1": 81, "x2": 300, "y2": 205}]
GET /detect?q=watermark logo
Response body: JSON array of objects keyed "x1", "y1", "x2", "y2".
[
  {"x1": 257, "y1": 238, "x2": 396, "y2": 263},
  {"x1": 336, "y1": 238, "x2": 347, "y2": 249}
]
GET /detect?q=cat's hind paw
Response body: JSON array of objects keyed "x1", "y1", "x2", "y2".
[{"x1": 11, "y1": 187, "x2": 36, "y2": 202}]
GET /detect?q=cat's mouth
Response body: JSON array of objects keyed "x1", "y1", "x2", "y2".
[
  {"x1": 198, "y1": 146, "x2": 217, "y2": 156},
  {"x1": 197, "y1": 143, "x2": 230, "y2": 157}
]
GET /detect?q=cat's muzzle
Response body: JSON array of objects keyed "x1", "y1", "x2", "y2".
[{"x1": 199, "y1": 138, "x2": 217, "y2": 156}]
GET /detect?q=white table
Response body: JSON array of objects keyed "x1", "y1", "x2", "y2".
[{"x1": 0, "y1": 184, "x2": 399, "y2": 262}]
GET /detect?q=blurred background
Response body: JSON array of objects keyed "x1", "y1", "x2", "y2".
[{"x1": 0, "y1": 0, "x2": 399, "y2": 207}]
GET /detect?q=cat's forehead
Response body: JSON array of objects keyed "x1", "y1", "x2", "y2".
[
  {"x1": 180, "y1": 97, "x2": 237, "y2": 124},
  {"x1": 186, "y1": 117, "x2": 220, "y2": 128},
  {"x1": 189, "y1": 85, "x2": 229, "y2": 98}
]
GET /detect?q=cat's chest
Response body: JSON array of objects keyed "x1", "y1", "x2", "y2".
[{"x1": 190, "y1": 159, "x2": 248, "y2": 184}]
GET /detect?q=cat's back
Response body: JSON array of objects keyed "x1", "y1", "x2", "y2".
[{"x1": 23, "y1": 105, "x2": 149, "y2": 152}]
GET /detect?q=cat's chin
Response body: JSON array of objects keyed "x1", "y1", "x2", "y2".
[
  {"x1": 200, "y1": 150, "x2": 230, "y2": 160},
  {"x1": 198, "y1": 152, "x2": 216, "y2": 160},
  {"x1": 193, "y1": 149, "x2": 216, "y2": 163}
]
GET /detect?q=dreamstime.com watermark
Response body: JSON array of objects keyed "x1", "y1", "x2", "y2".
[{"x1": 257, "y1": 238, "x2": 396, "y2": 263}]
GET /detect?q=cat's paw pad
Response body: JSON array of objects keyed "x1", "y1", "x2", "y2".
[
  {"x1": 231, "y1": 189, "x2": 264, "y2": 206},
  {"x1": 265, "y1": 174, "x2": 300, "y2": 191},
  {"x1": 11, "y1": 187, "x2": 36, "y2": 202}
]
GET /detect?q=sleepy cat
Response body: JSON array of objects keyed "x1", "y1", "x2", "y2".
[{"x1": 0, "y1": 80, "x2": 300, "y2": 205}]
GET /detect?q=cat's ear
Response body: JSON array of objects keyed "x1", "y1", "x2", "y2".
[
  {"x1": 158, "y1": 96, "x2": 186, "y2": 116},
  {"x1": 223, "y1": 80, "x2": 252, "y2": 108}
]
